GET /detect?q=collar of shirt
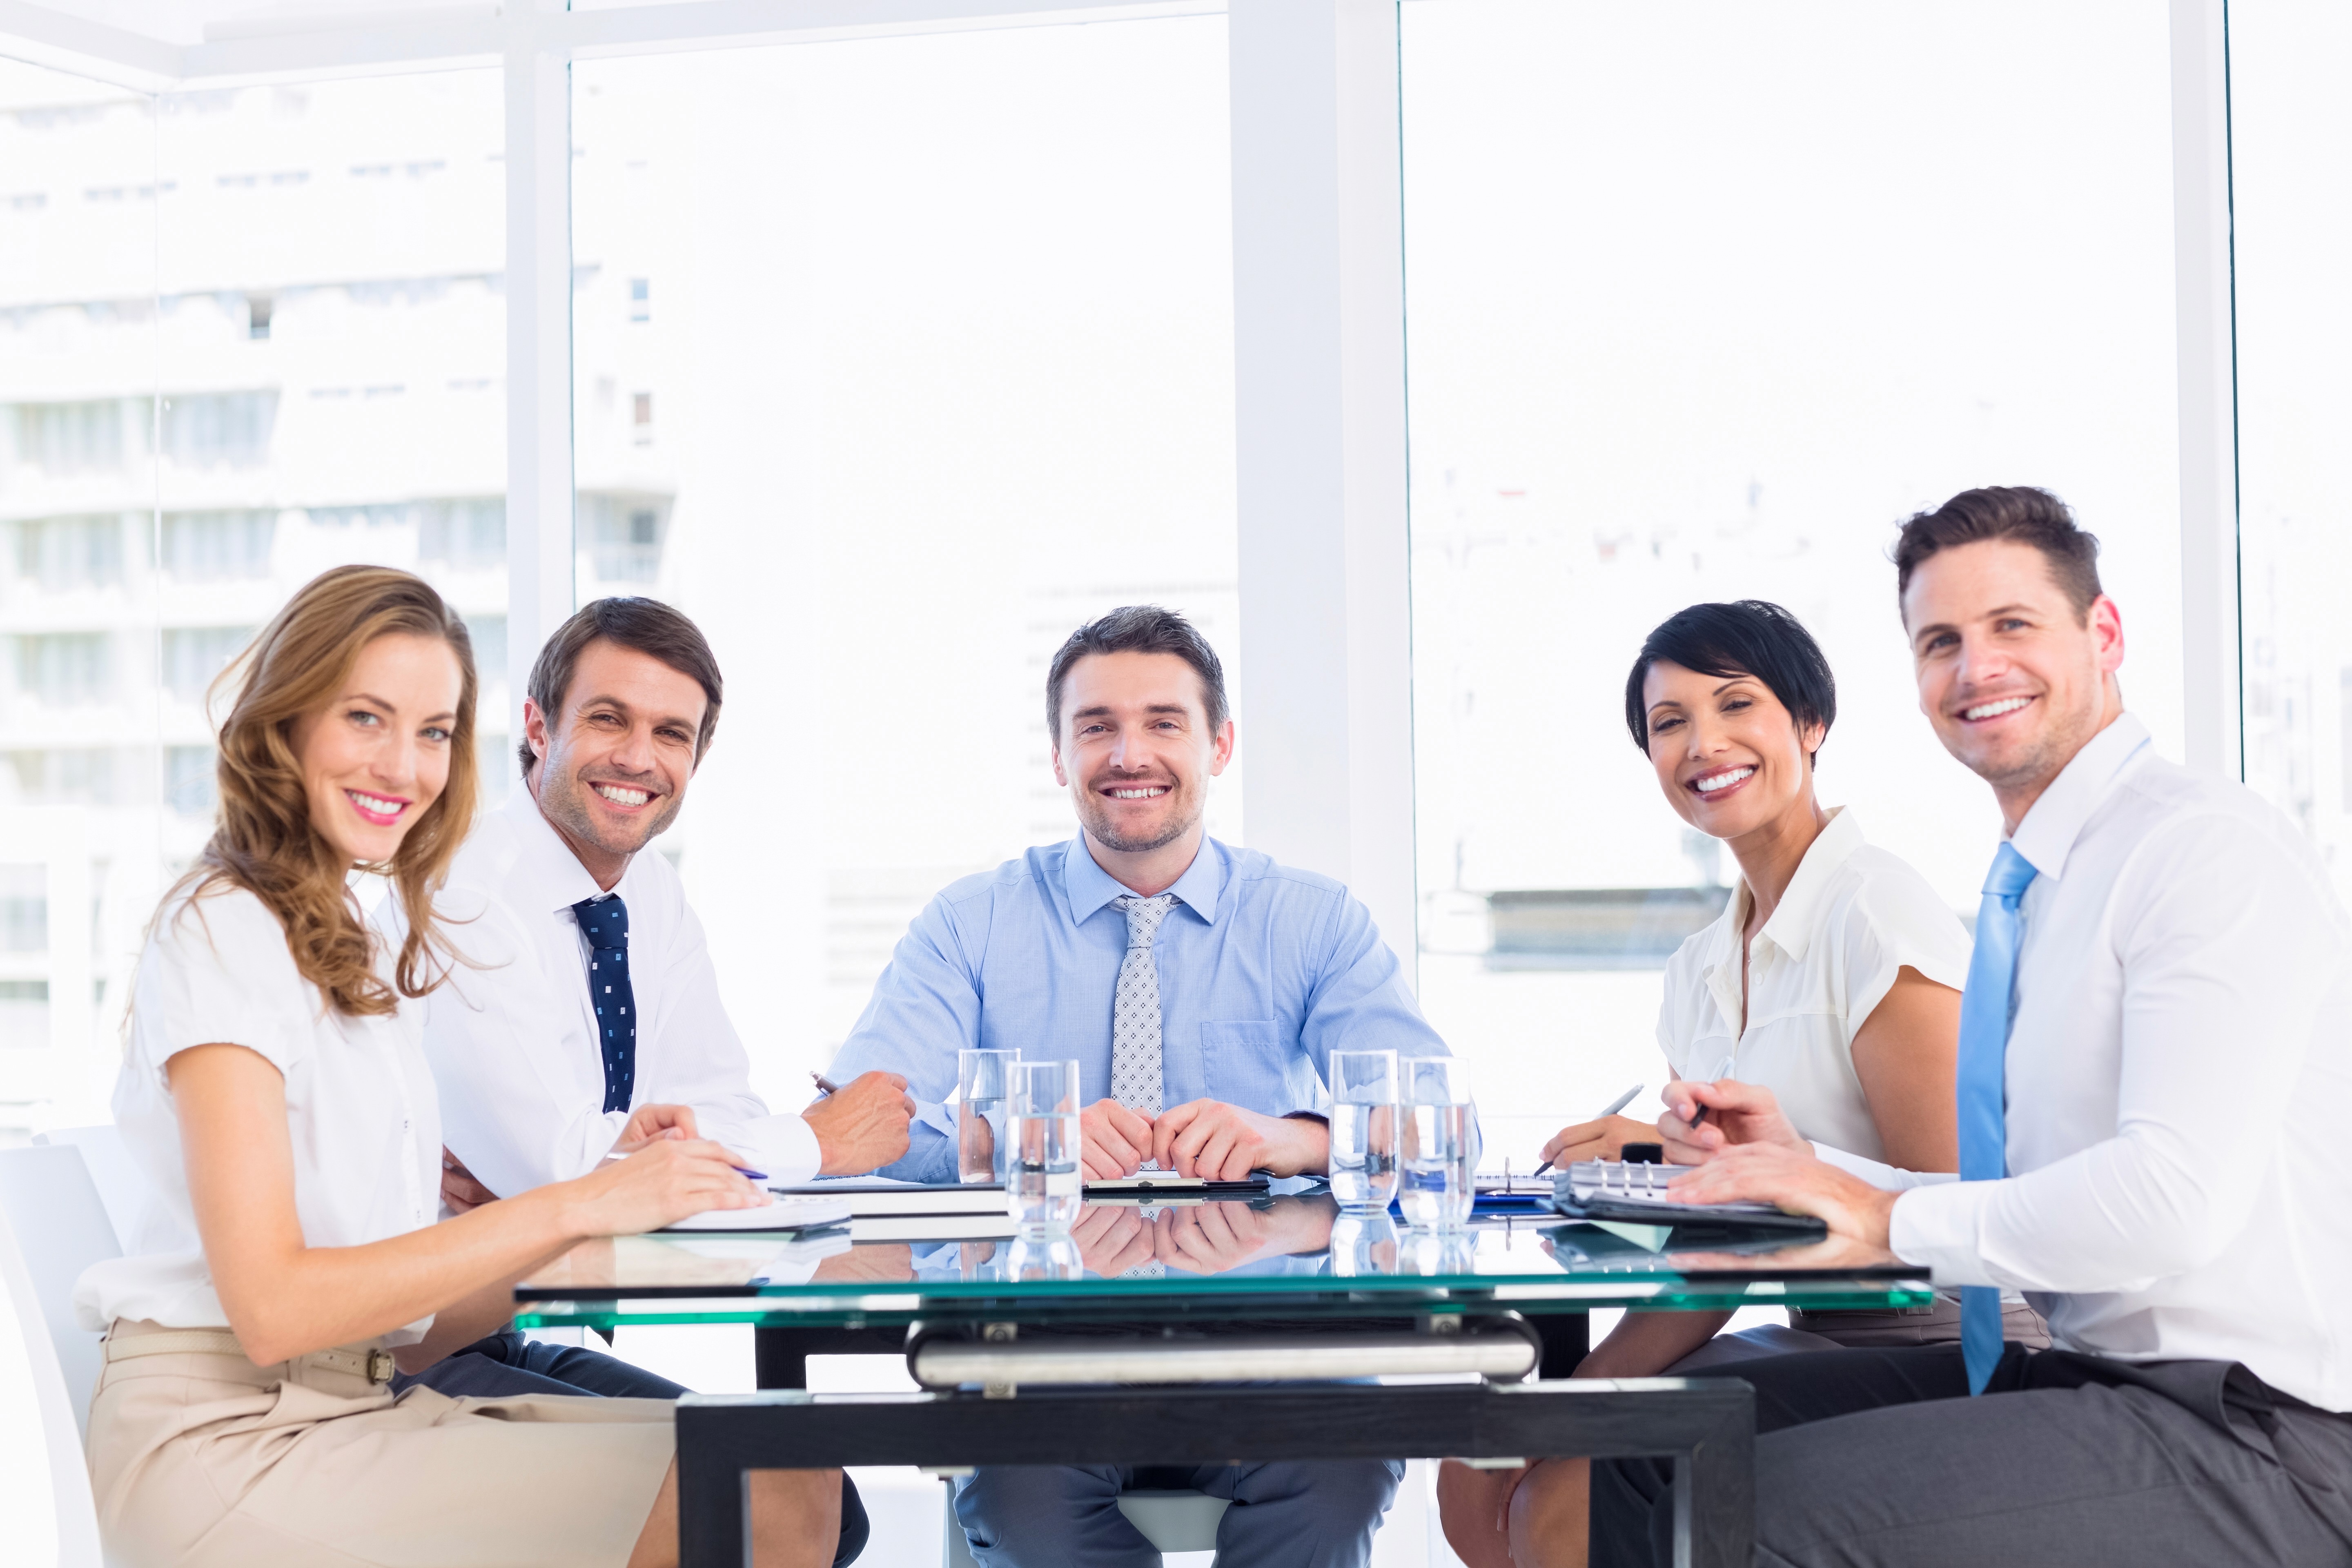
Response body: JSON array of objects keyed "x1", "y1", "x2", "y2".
[
  {"x1": 501, "y1": 784, "x2": 621, "y2": 915},
  {"x1": 2006, "y1": 712, "x2": 2154, "y2": 881},
  {"x1": 1058, "y1": 833, "x2": 1226, "y2": 929},
  {"x1": 1751, "y1": 804, "x2": 1866, "y2": 963},
  {"x1": 1701, "y1": 805, "x2": 1866, "y2": 1036}
]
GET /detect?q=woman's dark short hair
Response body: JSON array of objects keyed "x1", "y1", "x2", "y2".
[
  {"x1": 1047, "y1": 605, "x2": 1229, "y2": 742},
  {"x1": 1624, "y1": 600, "x2": 1837, "y2": 761},
  {"x1": 520, "y1": 597, "x2": 724, "y2": 777},
  {"x1": 1893, "y1": 485, "x2": 2102, "y2": 617}
]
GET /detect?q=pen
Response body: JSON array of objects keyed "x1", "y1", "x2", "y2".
[
  {"x1": 1684, "y1": 1054, "x2": 1739, "y2": 1129},
  {"x1": 601, "y1": 1150, "x2": 768, "y2": 1182},
  {"x1": 1532, "y1": 1082, "x2": 1645, "y2": 1177},
  {"x1": 811, "y1": 1071, "x2": 841, "y2": 1096}
]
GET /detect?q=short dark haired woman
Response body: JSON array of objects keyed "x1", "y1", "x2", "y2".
[
  {"x1": 76, "y1": 567, "x2": 836, "y2": 1568},
  {"x1": 1439, "y1": 599, "x2": 2042, "y2": 1568}
]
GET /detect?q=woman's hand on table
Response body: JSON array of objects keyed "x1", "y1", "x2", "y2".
[
  {"x1": 1538, "y1": 1113, "x2": 1664, "y2": 1168},
  {"x1": 561, "y1": 1137, "x2": 767, "y2": 1238},
  {"x1": 1657, "y1": 1078, "x2": 1809, "y2": 1163}
]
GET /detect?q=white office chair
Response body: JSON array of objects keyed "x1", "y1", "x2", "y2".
[
  {"x1": 0, "y1": 1143, "x2": 125, "y2": 1442},
  {"x1": 34, "y1": 1127, "x2": 146, "y2": 1254},
  {"x1": 0, "y1": 1145, "x2": 115, "y2": 1567},
  {"x1": 942, "y1": 1480, "x2": 1229, "y2": 1565}
]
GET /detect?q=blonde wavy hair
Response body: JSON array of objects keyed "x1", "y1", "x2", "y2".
[{"x1": 180, "y1": 565, "x2": 480, "y2": 1015}]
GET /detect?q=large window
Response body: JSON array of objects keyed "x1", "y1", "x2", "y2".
[
  {"x1": 1401, "y1": 0, "x2": 2185, "y2": 1158},
  {"x1": 0, "y1": 60, "x2": 503, "y2": 1133},
  {"x1": 2234, "y1": 7, "x2": 2352, "y2": 902},
  {"x1": 571, "y1": 18, "x2": 1240, "y2": 1104}
]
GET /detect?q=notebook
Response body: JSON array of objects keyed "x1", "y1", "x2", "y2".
[
  {"x1": 1548, "y1": 1160, "x2": 1827, "y2": 1234},
  {"x1": 658, "y1": 1195, "x2": 854, "y2": 1232},
  {"x1": 768, "y1": 1180, "x2": 1009, "y2": 1217}
]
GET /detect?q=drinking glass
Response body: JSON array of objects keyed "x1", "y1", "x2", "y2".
[
  {"x1": 1006, "y1": 1058, "x2": 1084, "y2": 1234},
  {"x1": 1327, "y1": 1049, "x2": 1400, "y2": 1212},
  {"x1": 1399, "y1": 1056, "x2": 1474, "y2": 1231},
  {"x1": 956, "y1": 1047, "x2": 1020, "y2": 1183}
]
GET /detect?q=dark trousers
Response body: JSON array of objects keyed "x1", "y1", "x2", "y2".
[
  {"x1": 1592, "y1": 1344, "x2": 2352, "y2": 1568},
  {"x1": 400, "y1": 1330, "x2": 870, "y2": 1566}
]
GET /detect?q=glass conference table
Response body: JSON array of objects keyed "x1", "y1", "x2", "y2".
[{"x1": 514, "y1": 1192, "x2": 1931, "y2": 1568}]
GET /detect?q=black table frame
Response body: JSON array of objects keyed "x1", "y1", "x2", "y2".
[{"x1": 677, "y1": 1373, "x2": 1753, "y2": 1568}]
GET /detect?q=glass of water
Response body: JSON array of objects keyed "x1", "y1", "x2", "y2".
[
  {"x1": 1006, "y1": 1058, "x2": 1083, "y2": 1235},
  {"x1": 1399, "y1": 1056, "x2": 1474, "y2": 1231},
  {"x1": 957, "y1": 1047, "x2": 1020, "y2": 1183},
  {"x1": 1328, "y1": 1049, "x2": 1400, "y2": 1212}
]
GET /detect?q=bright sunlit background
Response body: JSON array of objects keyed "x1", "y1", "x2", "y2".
[{"x1": 0, "y1": 4, "x2": 2347, "y2": 1560}]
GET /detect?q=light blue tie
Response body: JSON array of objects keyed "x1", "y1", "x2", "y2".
[{"x1": 1957, "y1": 842, "x2": 2037, "y2": 1395}]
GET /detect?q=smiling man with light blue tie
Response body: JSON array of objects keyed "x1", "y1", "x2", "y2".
[
  {"x1": 827, "y1": 605, "x2": 1457, "y2": 1568},
  {"x1": 1590, "y1": 488, "x2": 2352, "y2": 1568}
]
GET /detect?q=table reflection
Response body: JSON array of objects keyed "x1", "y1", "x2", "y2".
[{"x1": 517, "y1": 1193, "x2": 1904, "y2": 1293}]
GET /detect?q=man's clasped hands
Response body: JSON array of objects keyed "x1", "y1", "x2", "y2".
[{"x1": 1079, "y1": 1095, "x2": 1329, "y2": 1182}]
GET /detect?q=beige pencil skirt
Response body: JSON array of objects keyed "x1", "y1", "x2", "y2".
[{"x1": 88, "y1": 1318, "x2": 676, "y2": 1568}]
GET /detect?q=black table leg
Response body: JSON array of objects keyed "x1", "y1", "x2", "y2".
[
  {"x1": 1535, "y1": 1310, "x2": 1589, "y2": 1376},
  {"x1": 678, "y1": 1379, "x2": 1755, "y2": 1568}
]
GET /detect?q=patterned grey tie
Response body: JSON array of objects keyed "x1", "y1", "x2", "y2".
[
  {"x1": 1111, "y1": 893, "x2": 1176, "y2": 1278},
  {"x1": 1110, "y1": 894, "x2": 1177, "y2": 1116}
]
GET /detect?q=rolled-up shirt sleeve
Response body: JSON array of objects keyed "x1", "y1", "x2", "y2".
[
  {"x1": 1890, "y1": 813, "x2": 2334, "y2": 1290},
  {"x1": 825, "y1": 892, "x2": 986, "y2": 1184}
]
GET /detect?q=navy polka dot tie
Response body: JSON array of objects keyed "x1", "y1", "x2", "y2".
[{"x1": 574, "y1": 895, "x2": 637, "y2": 1114}]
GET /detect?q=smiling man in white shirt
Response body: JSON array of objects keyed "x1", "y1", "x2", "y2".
[
  {"x1": 1588, "y1": 488, "x2": 2352, "y2": 1568},
  {"x1": 378, "y1": 599, "x2": 910, "y2": 1566}
]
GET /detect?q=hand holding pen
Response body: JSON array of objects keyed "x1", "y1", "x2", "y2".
[
  {"x1": 1657, "y1": 1058, "x2": 1812, "y2": 1164},
  {"x1": 1532, "y1": 1082, "x2": 1648, "y2": 1176},
  {"x1": 802, "y1": 1068, "x2": 917, "y2": 1177}
]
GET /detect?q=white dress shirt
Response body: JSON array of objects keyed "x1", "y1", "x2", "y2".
[
  {"x1": 1658, "y1": 807, "x2": 1972, "y2": 1163},
  {"x1": 1884, "y1": 713, "x2": 2352, "y2": 1412},
  {"x1": 75, "y1": 886, "x2": 439, "y2": 1340},
  {"x1": 383, "y1": 787, "x2": 820, "y2": 1198}
]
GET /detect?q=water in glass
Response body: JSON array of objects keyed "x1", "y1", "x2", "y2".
[
  {"x1": 1007, "y1": 1059, "x2": 1083, "y2": 1234},
  {"x1": 1331, "y1": 1100, "x2": 1400, "y2": 1211},
  {"x1": 957, "y1": 1047, "x2": 1019, "y2": 1183},
  {"x1": 1400, "y1": 1102, "x2": 1473, "y2": 1231}
]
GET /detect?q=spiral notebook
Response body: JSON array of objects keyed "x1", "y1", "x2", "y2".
[{"x1": 1548, "y1": 1160, "x2": 1827, "y2": 1234}]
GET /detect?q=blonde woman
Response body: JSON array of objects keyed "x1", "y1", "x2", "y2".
[{"x1": 74, "y1": 566, "x2": 835, "y2": 1568}]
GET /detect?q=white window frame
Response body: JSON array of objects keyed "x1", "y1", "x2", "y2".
[{"x1": 0, "y1": 0, "x2": 2245, "y2": 985}]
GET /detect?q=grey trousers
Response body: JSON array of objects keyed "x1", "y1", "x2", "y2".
[
  {"x1": 955, "y1": 1459, "x2": 1405, "y2": 1568},
  {"x1": 1592, "y1": 1344, "x2": 2352, "y2": 1567}
]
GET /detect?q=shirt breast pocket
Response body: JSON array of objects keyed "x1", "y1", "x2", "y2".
[{"x1": 1198, "y1": 1020, "x2": 1295, "y2": 1114}]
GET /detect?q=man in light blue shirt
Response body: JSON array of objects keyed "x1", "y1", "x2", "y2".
[{"x1": 827, "y1": 604, "x2": 1451, "y2": 1568}]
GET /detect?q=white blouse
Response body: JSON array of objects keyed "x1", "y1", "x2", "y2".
[
  {"x1": 75, "y1": 885, "x2": 440, "y2": 1342},
  {"x1": 1655, "y1": 808, "x2": 1971, "y2": 1164}
]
